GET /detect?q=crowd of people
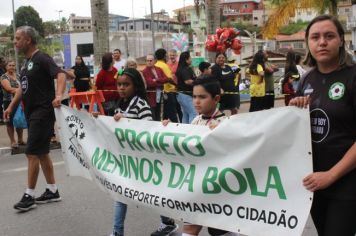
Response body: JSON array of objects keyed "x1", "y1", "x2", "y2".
[{"x1": 1, "y1": 13, "x2": 356, "y2": 236}]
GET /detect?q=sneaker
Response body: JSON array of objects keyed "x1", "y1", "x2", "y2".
[
  {"x1": 14, "y1": 193, "x2": 37, "y2": 211},
  {"x1": 151, "y1": 223, "x2": 179, "y2": 236},
  {"x1": 35, "y1": 188, "x2": 61, "y2": 204},
  {"x1": 109, "y1": 232, "x2": 123, "y2": 236}
]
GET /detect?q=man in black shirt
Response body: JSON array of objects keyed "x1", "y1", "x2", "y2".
[{"x1": 4, "y1": 26, "x2": 66, "y2": 211}]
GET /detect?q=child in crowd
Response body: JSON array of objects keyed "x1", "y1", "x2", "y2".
[
  {"x1": 198, "y1": 62, "x2": 212, "y2": 78},
  {"x1": 281, "y1": 75, "x2": 296, "y2": 106},
  {"x1": 163, "y1": 77, "x2": 238, "y2": 236},
  {"x1": 110, "y1": 68, "x2": 152, "y2": 236}
]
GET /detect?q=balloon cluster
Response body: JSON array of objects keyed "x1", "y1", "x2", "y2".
[
  {"x1": 205, "y1": 28, "x2": 243, "y2": 54},
  {"x1": 172, "y1": 33, "x2": 189, "y2": 52}
]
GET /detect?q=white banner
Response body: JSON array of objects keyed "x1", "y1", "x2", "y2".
[{"x1": 55, "y1": 106, "x2": 313, "y2": 236}]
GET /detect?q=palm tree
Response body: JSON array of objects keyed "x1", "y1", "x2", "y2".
[
  {"x1": 204, "y1": 0, "x2": 221, "y2": 34},
  {"x1": 262, "y1": 0, "x2": 340, "y2": 38},
  {"x1": 194, "y1": 0, "x2": 220, "y2": 61},
  {"x1": 90, "y1": 0, "x2": 109, "y2": 67}
]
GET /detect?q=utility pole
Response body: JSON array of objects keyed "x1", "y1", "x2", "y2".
[
  {"x1": 204, "y1": 0, "x2": 221, "y2": 62},
  {"x1": 11, "y1": 0, "x2": 19, "y2": 73},
  {"x1": 150, "y1": 0, "x2": 155, "y2": 53},
  {"x1": 90, "y1": 0, "x2": 109, "y2": 71}
]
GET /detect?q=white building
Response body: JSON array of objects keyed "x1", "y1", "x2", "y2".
[
  {"x1": 291, "y1": 8, "x2": 318, "y2": 22},
  {"x1": 67, "y1": 14, "x2": 92, "y2": 31},
  {"x1": 62, "y1": 31, "x2": 184, "y2": 69},
  {"x1": 347, "y1": 4, "x2": 356, "y2": 51}
]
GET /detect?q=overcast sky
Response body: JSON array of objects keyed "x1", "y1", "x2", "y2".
[{"x1": 0, "y1": 0, "x2": 195, "y2": 25}]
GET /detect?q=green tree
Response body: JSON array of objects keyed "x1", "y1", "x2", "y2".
[
  {"x1": 43, "y1": 21, "x2": 59, "y2": 36},
  {"x1": 7, "y1": 6, "x2": 44, "y2": 37},
  {"x1": 263, "y1": 0, "x2": 340, "y2": 38}
]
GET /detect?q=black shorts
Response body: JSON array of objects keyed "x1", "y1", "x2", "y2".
[{"x1": 26, "y1": 118, "x2": 55, "y2": 155}]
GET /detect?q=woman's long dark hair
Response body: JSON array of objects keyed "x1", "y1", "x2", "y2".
[
  {"x1": 177, "y1": 51, "x2": 190, "y2": 70},
  {"x1": 74, "y1": 56, "x2": 88, "y2": 69},
  {"x1": 101, "y1": 52, "x2": 113, "y2": 71},
  {"x1": 176, "y1": 51, "x2": 191, "y2": 78},
  {"x1": 249, "y1": 50, "x2": 265, "y2": 75},
  {"x1": 122, "y1": 68, "x2": 148, "y2": 101},
  {"x1": 284, "y1": 51, "x2": 298, "y2": 77}
]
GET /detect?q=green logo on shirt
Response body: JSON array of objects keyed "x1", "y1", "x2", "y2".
[
  {"x1": 328, "y1": 82, "x2": 345, "y2": 100},
  {"x1": 27, "y1": 61, "x2": 33, "y2": 71}
]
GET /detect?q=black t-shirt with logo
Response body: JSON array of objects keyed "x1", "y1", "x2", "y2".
[
  {"x1": 211, "y1": 64, "x2": 238, "y2": 109},
  {"x1": 176, "y1": 66, "x2": 196, "y2": 96},
  {"x1": 297, "y1": 65, "x2": 356, "y2": 200},
  {"x1": 20, "y1": 51, "x2": 61, "y2": 120}
]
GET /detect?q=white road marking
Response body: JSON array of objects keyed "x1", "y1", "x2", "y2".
[{"x1": 0, "y1": 161, "x2": 65, "y2": 174}]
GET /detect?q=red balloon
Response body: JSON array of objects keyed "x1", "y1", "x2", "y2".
[
  {"x1": 216, "y1": 28, "x2": 224, "y2": 38},
  {"x1": 205, "y1": 34, "x2": 218, "y2": 51},
  {"x1": 220, "y1": 29, "x2": 230, "y2": 43},
  {"x1": 233, "y1": 49, "x2": 241, "y2": 55},
  {"x1": 216, "y1": 43, "x2": 227, "y2": 53},
  {"x1": 231, "y1": 38, "x2": 243, "y2": 50},
  {"x1": 228, "y1": 28, "x2": 237, "y2": 39}
]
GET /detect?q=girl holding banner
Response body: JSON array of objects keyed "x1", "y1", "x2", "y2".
[
  {"x1": 289, "y1": 15, "x2": 356, "y2": 236},
  {"x1": 110, "y1": 68, "x2": 153, "y2": 236}
]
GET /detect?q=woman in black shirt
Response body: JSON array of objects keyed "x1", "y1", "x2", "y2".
[
  {"x1": 176, "y1": 51, "x2": 197, "y2": 123},
  {"x1": 290, "y1": 15, "x2": 356, "y2": 236},
  {"x1": 211, "y1": 52, "x2": 239, "y2": 115},
  {"x1": 69, "y1": 56, "x2": 90, "y2": 92}
]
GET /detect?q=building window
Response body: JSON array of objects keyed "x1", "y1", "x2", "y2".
[
  {"x1": 145, "y1": 24, "x2": 149, "y2": 29},
  {"x1": 130, "y1": 25, "x2": 133, "y2": 30},
  {"x1": 254, "y1": 17, "x2": 258, "y2": 20},
  {"x1": 293, "y1": 41, "x2": 304, "y2": 49},
  {"x1": 244, "y1": 4, "x2": 248, "y2": 8},
  {"x1": 77, "y1": 44, "x2": 94, "y2": 57},
  {"x1": 121, "y1": 26, "x2": 125, "y2": 30}
]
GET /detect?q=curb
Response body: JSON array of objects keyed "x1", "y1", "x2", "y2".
[{"x1": 0, "y1": 147, "x2": 12, "y2": 157}]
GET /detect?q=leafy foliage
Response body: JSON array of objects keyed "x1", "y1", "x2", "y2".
[
  {"x1": 263, "y1": 0, "x2": 340, "y2": 38},
  {"x1": 229, "y1": 22, "x2": 261, "y2": 36},
  {"x1": 279, "y1": 20, "x2": 309, "y2": 35},
  {"x1": 7, "y1": 6, "x2": 44, "y2": 37}
]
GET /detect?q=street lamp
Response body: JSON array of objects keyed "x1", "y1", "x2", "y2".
[
  {"x1": 56, "y1": 10, "x2": 63, "y2": 35},
  {"x1": 244, "y1": 30, "x2": 256, "y2": 56},
  {"x1": 150, "y1": 0, "x2": 155, "y2": 52},
  {"x1": 11, "y1": 0, "x2": 19, "y2": 72}
]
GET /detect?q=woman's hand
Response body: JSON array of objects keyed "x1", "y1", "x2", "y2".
[
  {"x1": 162, "y1": 119, "x2": 170, "y2": 126},
  {"x1": 289, "y1": 95, "x2": 310, "y2": 108},
  {"x1": 92, "y1": 111, "x2": 100, "y2": 118},
  {"x1": 303, "y1": 171, "x2": 336, "y2": 192},
  {"x1": 114, "y1": 113, "x2": 124, "y2": 121}
]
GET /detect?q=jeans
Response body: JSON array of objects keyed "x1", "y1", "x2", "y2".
[
  {"x1": 177, "y1": 93, "x2": 197, "y2": 124},
  {"x1": 113, "y1": 201, "x2": 127, "y2": 235},
  {"x1": 163, "y1": 92, "x2": 179, "y2": 122}
]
